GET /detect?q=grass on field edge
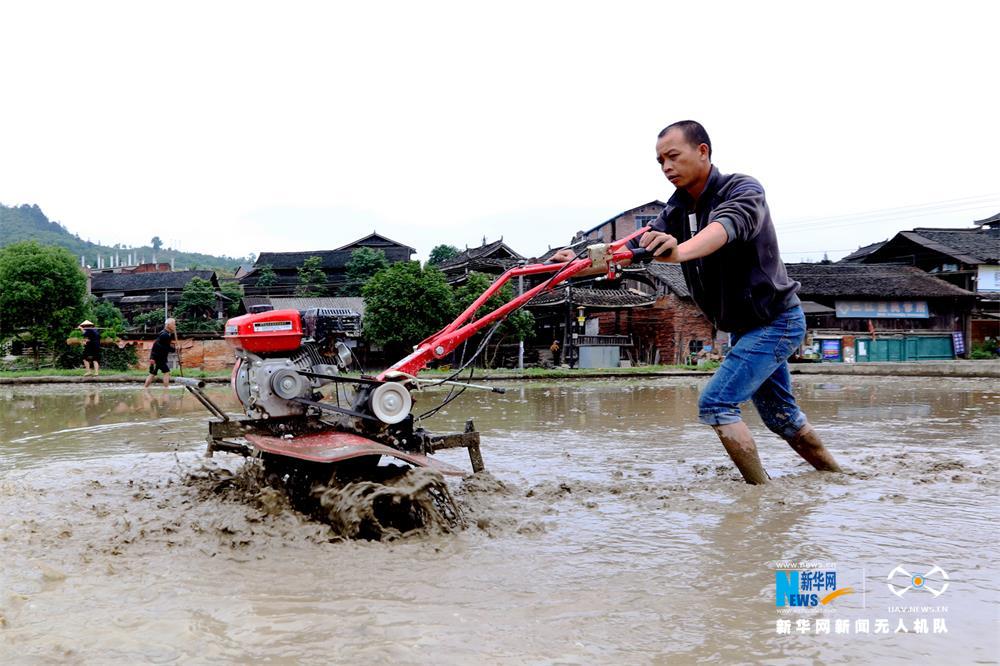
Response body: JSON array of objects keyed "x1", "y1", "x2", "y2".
[
  {"x1": 0, "y1": 363, "x2": 719, "y2": 380},
  {"x1": 0, "y1": 368, "x2": 228, "y2": 379}
]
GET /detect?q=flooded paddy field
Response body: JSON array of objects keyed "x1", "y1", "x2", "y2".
[{"x1": 1, "y1": 377, "x2": 998, "y2": 664}]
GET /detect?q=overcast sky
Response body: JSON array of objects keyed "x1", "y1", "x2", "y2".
[{"x1": 2, "y1": 1, "x2": 998, "y2": 264}]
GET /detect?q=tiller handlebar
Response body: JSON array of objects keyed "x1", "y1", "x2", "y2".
[{"x1": 379, "y1": 226, "x2": 655, "y2": 380}]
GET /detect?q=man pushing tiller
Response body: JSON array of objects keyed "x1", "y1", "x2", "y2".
[
  {"x1": 188, "y1": 123, "x2": 841, "y2": 490},
  {"x1": 553, "y1": 120, "x2": 842, "y2": 484}
]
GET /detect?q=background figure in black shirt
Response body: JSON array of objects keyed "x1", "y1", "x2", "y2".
[
  {"x1": 79, "y1": 320, "x2": 101, "y2": 377},
  {"x1": 144, "y1": 318, "x2": 177, "y2": 389}
]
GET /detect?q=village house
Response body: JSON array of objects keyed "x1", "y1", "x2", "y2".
[
  {"x1": 89, "y1": 267, "x2": 225, "y2": 324},
  {"x1": 240, "y1": 232, "x2": 416, "y2": 296},
  {"x1": 527, "y1": 286, "x2": 656, "y2": 368},
  {"x1": 596, "y1": 262, "x2": 719, "y2": 366},
  {"x1": 550, "y1": 201, "x2": 718, "y2": 366},
  {"x1": 435, "y1": 238, "x2": 524, "y2": 285},
  {"x1": 786, "y1": 263, "x2": 976, "y2": 362},
  {"x1": 572, "y1": 200, "x2": 666, "y2": 245},
  {"x1": 841, "y1": 213, "x2": 999, "y2": 345}
]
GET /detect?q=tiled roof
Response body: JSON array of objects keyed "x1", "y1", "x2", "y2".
[
  {"x1": 253, "y1": 236, "x2": 416, "y2": 271},
  {"x1": 901, "y1": 228, "x2": 1000, "y2": 264},
  {"x1": 333, "y1": 232, "x2": 415, "y2": 253},
  {"x1": 641, "y1": 263, "x2": 690, "y2": 297},
  {"x1": 254, "y1": 250, "x2": 357, "y2": 270},
  {"x1": 974, "y1": 212, "x2": 1000, "y2": 227},
  {"x1": 786, "y1": 263, "x2": 975, "y2": 298},
  {"x1": 241, "y1": 296, "x2": 366, "y2": 316},
  {"x1": 91, "y1": 270, "x2": 217, "y2": 293},
  {"x1": 840, "y1": 240, "x2": 886, "y2": 263},
  {"x1": 437, "y1": 240, "x2": 524, "y2": 269},
  {"x1": 526, "y1": 287, "x2": 656, "y2": 309}
]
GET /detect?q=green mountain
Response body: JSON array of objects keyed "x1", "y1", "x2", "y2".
[{"x1": 0, "y1": 203, "x2": 248, "y2": 274}]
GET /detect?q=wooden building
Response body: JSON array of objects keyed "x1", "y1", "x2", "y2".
[
  {"x1": 786, "y1": 263, "x2": 976, "y2": 361},
  {"x1": 436, "y1": 239, "x2": 523, "y2": 285},
  {"x1": 526, "y1": 286, "x2": 656, "y2": 368},
  {"x1": 589, "y1": 263, "x2": 717, "y2": 365},
  {"x1": 841, "y1": 214, "x2": 999, "y2": 344},
  {"x1": 527, "y1": 201, "x2": 717, "y2": 367},
  {"x1": 240, "y1": 233, "x2": 415, "y2": 296},
  {"x1": 90, "y1": 269, "x2": 223, "y2": 323}
]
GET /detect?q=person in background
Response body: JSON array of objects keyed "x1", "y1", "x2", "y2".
[
  {"x1": 143, "y1": 318, "x2": 177, "y2": 389},
  {"x1": 550, "y1": 339, "x2": 562, "y2": 366},
  {"x1": 79, "y1": 320, "x2": 101, "y2": 377}
]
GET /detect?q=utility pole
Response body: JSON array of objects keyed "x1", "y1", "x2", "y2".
[
  {"x1": 517, "y1": 274, "x2": 524, "y2": 370},
  {"x1": 164, "y1": 288, "x2": 169, "y2": 324}
]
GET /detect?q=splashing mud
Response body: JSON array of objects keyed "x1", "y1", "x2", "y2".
[
  {"x1": 316, "y1": 468, "x2": 463, "y2": 540},
  {"x1": 181, "y1": 457, "x2": 464, "y2": 541}
]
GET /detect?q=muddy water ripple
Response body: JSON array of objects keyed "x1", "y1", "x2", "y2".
[{"x1": 1, "y1": 378, "x2": 998, "y2": 663}]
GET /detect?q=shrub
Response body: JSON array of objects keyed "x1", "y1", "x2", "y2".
[{"x1": 57, "y1": 341, "x2": 139, "y2": 371}]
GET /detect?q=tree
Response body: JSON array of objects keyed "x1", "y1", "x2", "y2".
[
  {"x1": 296, "y1": 256, "x2": 327, "y2": 297},
  {"x1": 362, "y1": 262, "x2": 455, "y2": 356},
  {"x1": 219, "y1": 280, "x2": 244, "y2": 317},
  {"x1": 84, "y1": 296, "x2": 126, "y2": 337},
  {"x1": 0, "y1": 241, "x2": 87, "y2": 367},
  {"x1": 133, "y1": 309, "x2": 165, "y2": 332},
  {"x1": 452, "y1": 272, "x2": 535, "y2": 366},
  {"x1": 428, "y1": 244, "x2": 460, "y2": 265},
  {"x1": 175, "y1": 277, "x2": 219, "y2": 333},
  {"x1": 255, "y1": 264, "x2": 278, "y2": 291},
  {"x1": 151, "y1": 236, "x2": 163, "y2": 251},
  {"x1": 341, "y1": 247, "x2": 388, "y2": 295}
]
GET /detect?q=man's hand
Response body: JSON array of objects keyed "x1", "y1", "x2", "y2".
[
  {"x1": 548, "y1": 248, "x2": 577, "y2": 263},
  {"x1": 639, "y1": 230, "x2": 678, "y2": 258}
]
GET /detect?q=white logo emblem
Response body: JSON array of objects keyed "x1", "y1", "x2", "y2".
[{"x1": 887, "y1": 565, "x2": 949, "y2": 597}]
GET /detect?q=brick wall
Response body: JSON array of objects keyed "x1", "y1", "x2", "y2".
[
  {"x1": 131, "y1": 339, "x2": 236, "y2": 372},
  {"x1": 576, "y1": 203, "x2": 665, "y2": 245},
  {"x1": 595, "y1": 295, "x2": 714, "y2": 364}
]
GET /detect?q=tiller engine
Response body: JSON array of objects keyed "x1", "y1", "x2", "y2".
[{"x1": 182, "y1": 229, "x2": 657, "y2": 489}]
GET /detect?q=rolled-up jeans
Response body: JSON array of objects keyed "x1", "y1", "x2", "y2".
[{"x1": 698, "y1": 305, "x2": 808, "y2": 439}]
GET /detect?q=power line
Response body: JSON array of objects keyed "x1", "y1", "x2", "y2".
[
  {"x1": 778, "y1": 193, "x2": 1000, "y2": 230},
  {"x1": 782, "y1": 249, "x2": 854, "y2": 255},
  {"x1": 776, "y1": 194, "x2": 1000, "y2": 231},
  {"x1": 780, "y1": 204, "x2": 1000, "y2": 237}
]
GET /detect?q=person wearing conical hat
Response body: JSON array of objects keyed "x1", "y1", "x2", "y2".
[{"x1": 79, "y1": 320, "x2": 101, "y2": 377}]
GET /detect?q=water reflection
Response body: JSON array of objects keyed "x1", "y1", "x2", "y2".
[{"x1": 0, "y1": 385, "x2": 241, "y2": 471}]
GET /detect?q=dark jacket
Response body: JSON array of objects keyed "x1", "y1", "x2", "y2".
[
  {"x1": 150, "y1": 329, "x2": 175, "y2": 362},
  {"x1": 82, "y1": 327, "x2": 101, "y2": 353},
  {"x1": 641, "y1": 166, "x2": 800, "y2": 333}
]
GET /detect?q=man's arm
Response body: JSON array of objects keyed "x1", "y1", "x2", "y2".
[
  {"x1": 711, "y1": 176, "x2": 768, "y2": 243},
  {"x1": 666, "y1": 221, "x2": 729, "y2": 263}
]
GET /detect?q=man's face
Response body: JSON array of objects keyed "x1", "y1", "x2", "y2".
[{"x1": 655, "y1": 129, "x2": 710, "y2": 193}]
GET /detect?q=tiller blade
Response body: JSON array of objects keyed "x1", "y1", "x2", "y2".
[{"x1": 246, "y1": 430, "x2": 466, "y2": 476}]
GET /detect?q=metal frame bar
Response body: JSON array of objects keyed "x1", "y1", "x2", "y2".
[{"x1": 379, "y1": 227, "x2": 650, "y2": 379}]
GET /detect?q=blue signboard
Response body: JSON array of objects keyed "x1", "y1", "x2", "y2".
[
  {"x1": 821, "y1": 339, "x2": 841, "y2": 361},
  {"x1": 835, "y1": 300, "x2": 929, "y2": 319}
]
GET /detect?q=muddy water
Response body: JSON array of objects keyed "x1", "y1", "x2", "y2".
[{"x1": 1, "y1": 378, "x2": 998, "y2": 664}]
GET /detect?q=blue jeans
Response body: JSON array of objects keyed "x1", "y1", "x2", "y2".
[{"x1": 698, "y1": 305, "x2": 808, "y2": 439}]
